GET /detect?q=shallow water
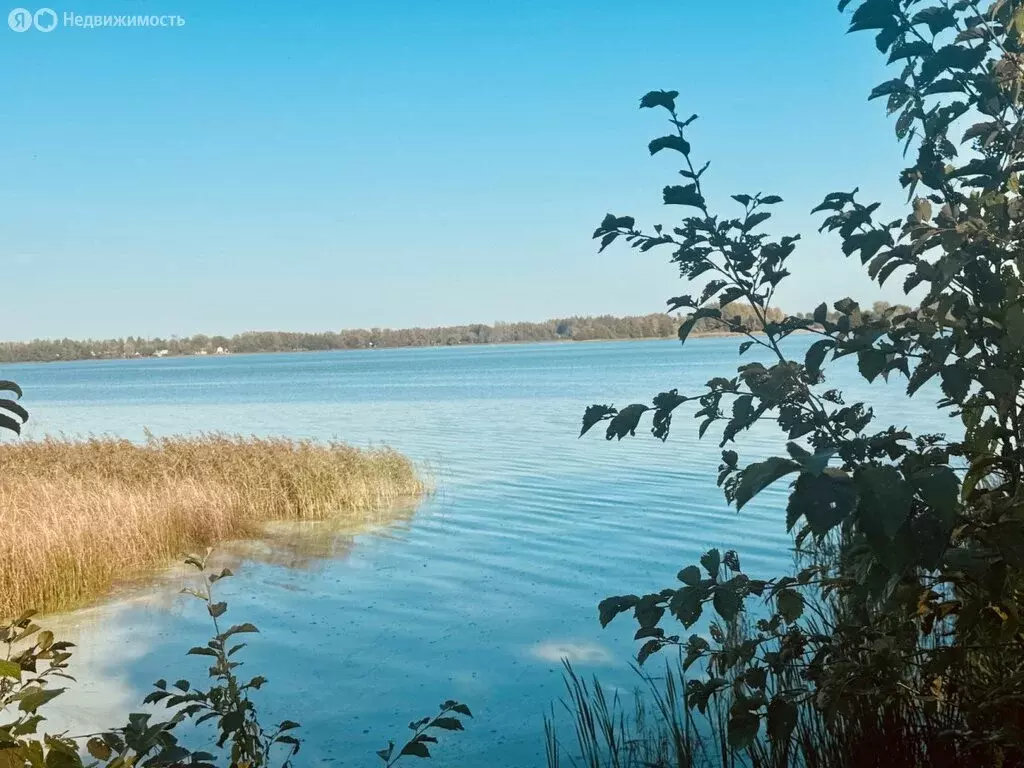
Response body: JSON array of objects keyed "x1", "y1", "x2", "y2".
[{"x1": 6, "y1": 338, "x2": 951, "y2": 765}]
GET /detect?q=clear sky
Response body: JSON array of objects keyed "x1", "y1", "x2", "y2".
[{"x1": 0, "y1": 0, "x2": 910, "y2": 341}]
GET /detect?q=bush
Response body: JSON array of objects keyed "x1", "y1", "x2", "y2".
[{"x1": 577, "y1": 1, "x2": 1024, "y2": 765}]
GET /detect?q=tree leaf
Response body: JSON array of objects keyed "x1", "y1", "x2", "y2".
[
  {"x1": 701, "y1": 549, "x2": 721, "y2": 577},
  {"x1": 855, "y1": 465, "x2": 913, "y2": 539},
  {"x1": 889, "y1": 41, "x2": 933, "y2": 63},
  {"x1": 787, "y1": 471, "x2": 857, "y2": 535},
  {"x1": 735, "y1": 458, "x2": 800, "y2": 510},
  {"x1": 766, "y1": 697, "x2": 798, "y2": 742},
  {"x1": 723, "y1": 550, "x2": 741, "y2": 572},
  {"x1": 0, "y1": 660, "x2": 21, "y2": 680},
  {"x1": 677, "y1": 565, "x2": 702, "y2": 586},
  {"x1": 598, "y1": 595, "x2": 639, "y2": 628},
  {"x1": 639, "y1": 90, "x2": 679, "y2": 111},
  {"x1": 221, "y1": 623, "x2": 259, "y2": 638},
  {"x1": 580, "y1": 405, "x2": 616, "y2": 437},
  {"x1": 0, "y1": 399, "x2": 29, "y2": 423},
  {"x1": 0, "y1": 413, "x2": 22, "y2": 435},
  {"x1": 637, "y1": 638, "x2": 662, "y2": 665},
  {"x1": 857, "y1": 348, "x2": 888, "y2": 382},
  {"x1": 912, "y1": 6, "x2": 955, "y2": 35},
  {"x1": 86, "y1": 738, "x2": 112, "y2": 762},
  {"x1": 744, "y1": 211, "x2": 772, "y2": 231},
  {"x1": 727, "y1": 710, "x2": 760, "y2": 751},
  {"x1": 869, "y1": 79, "x2": 911, "y2": 101},
  {"x1": 649, "y1": 135, "x2": 690, "y2": 156},
  {"x1": 17, "y1": 687, "x2": 64, "y2": 713},
  {"x1": 399, "y1": 741, "x2": 430, "y2": 758},
  {"x1": 605, "y1": 404, "x2": 649, "y2": 440},
  {"x1": 431, "y1": 717, "x2": 464, "y2": 731},
  {"x1": 713, "y1": 585, "x2": 741, "y2": 621},
  {"x1": 940, "y1": 365, "x2": 972, "y2": 401},
  {"x1": 776, "y1": 588, "x2": 804, "y2": 623},
  {"x1": 663, "y1": 184, "x2": 705, "y2": 208}
]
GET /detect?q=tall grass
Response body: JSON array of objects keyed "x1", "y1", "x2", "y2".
[
  {"x1": 0, "y1": 434, "x2": 426, "y2": 616},
  {"x1": 545, "y1": 661, "x2": 726, "y2": 768},
  {"x1": 546, "y1": 607, "x2": 969, "y2": 768}
]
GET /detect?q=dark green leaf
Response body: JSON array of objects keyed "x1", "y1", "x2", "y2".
[
  {"x1": 701, "y1": 549, "x2": 721, "y2": 577},
  {"x1": 637, "y1": 639, "x2": 662, "y2": 665},
  {"x1": 713, "y1": 585, "x2": 741, "y2": 621},
  {"x1": 857, "y1": 348, "x2": 888, "y2": 382},
  {"x1": 776, "y1": 589, "x2": 804, "y2": 623},
  {"x1": 724, "y1": 550, "x2": 741, "y2": 572},
  {"x1": 727, "y1": 710, "x2": 760, "y2": 751},
  {"x1": 766, "y1": 697, "x2": 798, "y2": 743},
  {"x1": 431, "y1": 717, "x2": 464, "y2": 731},
  {"x1": 400, "y1": 741, "x2": 430, "y2": 758},
  {"x1": 787, "y1": 471, "x2": 857, "y2": 535},
  {"x1": 639, "y1": 90, "x2": 679, "y2": 111},
  {"x1": 855, "y1": 465, "x2": 913, "y2": 538},
  {"x1": 888, "y1": 41, "x2": 932, "y2": 62},
  {"x1": 0, "y1": 413, "x2": 23, "y2": 435},
  {"x1": 735, "y1": 458, "x2": 800, "y2": 510},
  {"x1": 580, "y1": 405, "x2": 616, "y2": 437},
  {"x1": 18, "y1": 687, "x2": 65, "y2": 713},
  {"x1": 649, "y1": 135, "x2": 690, "y2": 156},
  {"x1": 912, "y1": 6, "x2": 955, "y2": 35},
  {"x1": 0, "y1": 399, "x2": 29, "y2": 423},
  {"x1": 677, "y1": 565, "x2": 702, "y2": 586},
  {"x1": 869, "y1": 79, "x2": 911, "y2": 101},
  {"x1": 940, "y1": 365, "x2": 972, "y2": 402},
  {"x1": 663, "y1": 184, "x2": 705, "y2": 208},
  {"x1": 606, "y1": 404, "x2": 649, "y2": 440},
  {"x1": 744, "y1": 211, "x2": 772, "y2": 231},
  {"x1": 598, "y1": 595, "x2": 639, "y2": 628}
]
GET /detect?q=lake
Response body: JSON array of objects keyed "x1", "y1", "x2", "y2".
[{"x1": 5, "y1": 338, "x2": 950, "y2": 765}]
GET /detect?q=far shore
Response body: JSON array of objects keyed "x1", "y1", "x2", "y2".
[{"x1": 0, "y1": 328, "x2": 811, "y2": 367}]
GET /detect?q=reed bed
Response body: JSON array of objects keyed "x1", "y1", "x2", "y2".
[{"x1": 0, "y1": 434, "x2": 425, "y2": 616}]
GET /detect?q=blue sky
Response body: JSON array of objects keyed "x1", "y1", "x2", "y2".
[{"x1": 0, "y1": 0, "x2": 909, "y2": 341}]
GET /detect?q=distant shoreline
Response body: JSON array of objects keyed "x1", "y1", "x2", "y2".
[
  {"x1": 0, "y1": 307, "x2": 821, "y2": 366},
  {"x1": 0, "y1": 330, "x2": 764, "y2": 366}
]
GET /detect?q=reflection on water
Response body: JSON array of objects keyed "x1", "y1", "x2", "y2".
[
  {"x1": 41, "y1": 502, "x2": 419, "y2": 737},
  {"x1": 529, "y1": 641, "x2": 614, "y2": 666},
  {"x1": 6, "y1": 339, "x2": 955, "y2": 765},
  {"x1": 219, "y1": 501, "x2": 419, "y2": 572}
]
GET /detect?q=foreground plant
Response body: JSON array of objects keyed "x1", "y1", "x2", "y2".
[
  {"x1": 0, "y1": 553, "x2": 468, "y2": 766},
  {"x1": 581, "y1": 0, "x2": 1024, "y2": 764}
]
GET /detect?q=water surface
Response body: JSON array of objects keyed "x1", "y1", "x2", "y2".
[{"x1": 6, "y1": 338, "x2": 951, "y2": 765}]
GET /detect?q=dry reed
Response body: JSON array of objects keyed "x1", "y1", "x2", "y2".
[{"x1": 0, "y1": 434, "x2": 425, "y2": 616}]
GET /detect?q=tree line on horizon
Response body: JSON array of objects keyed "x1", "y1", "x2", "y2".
[{"x1": 0, "y1": 302, "x2": 909, "y2": 363}]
